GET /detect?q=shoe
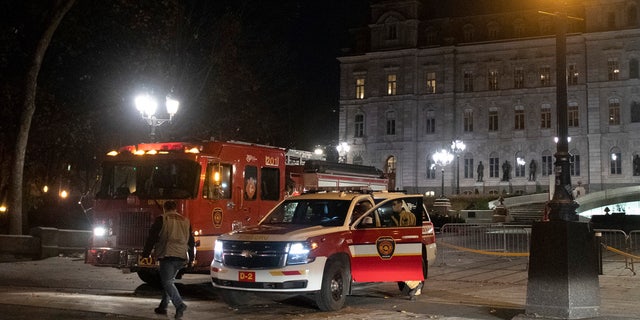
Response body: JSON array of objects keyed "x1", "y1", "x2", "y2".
[
  {"x1": 154, "y1": 307, "x2": 167, "y2": 315},
  {"x1": 175, "y1": 304, "x2": 187, "y2": 319}
]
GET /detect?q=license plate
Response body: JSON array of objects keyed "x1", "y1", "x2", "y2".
[
  {"x1": 238, "y1": 271, "x2": 256, "y2": 282},
  {"x1": 138, "y1": 256, "x2": 156, "y2": 266}
]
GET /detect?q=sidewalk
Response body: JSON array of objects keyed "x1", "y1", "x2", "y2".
[
  {"x1": 0, "y1": 253, "x2": 638, "y2": 319},
  {"x1": 427, "y1": 252, "x2": 639, "y2": 319}
]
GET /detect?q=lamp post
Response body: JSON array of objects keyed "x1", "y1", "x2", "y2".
[
  {"x1": 525, "y1": 7, "x2": 599, "y2": 319},
  {"x1": 450, "y1": 140, "x2": 466, "y2": 195},
  {"x1": 336, "y1": 142, "x2": 350, "y2": 163},
  {"x1": 135, "y1": 93, "x2": 180, "y2": 142},
  {"x1": 432, "y1": 149, "x2": 453, "y2": 198}
]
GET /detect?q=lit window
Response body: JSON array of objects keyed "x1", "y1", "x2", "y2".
[
  {"x1": 488, "y1": 69, "x2": 499, "y2": 90},
  {"x1": 608, "y1": 58, "x2": 620, "y2": 81},
  {"x1": 610, "y1": 148, "x2": 622, "y2": 175},
  {"x1": 540, "y1": 66, "x2": 551, "y2": 86},
  {"x1": 426, "y1": 72, "x2": 436, "y2": 94},
  {"x1": 387, "y1": 74, "x2": 397, "y2": 95},
  {"x1": 356, "y1": 78, "x2": 365, "y2": 99},
  {"x1": 568, "y1": 64, "x2": 579, "y2": 85},
  {"x1": 426, "y1": 158, "x2": 436, "y2": 179},
  {"x1": 609, "y1": 98, "x2": 620, "y2": 125}
]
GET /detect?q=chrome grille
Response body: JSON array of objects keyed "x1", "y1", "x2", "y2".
[{"x1": 221, "y1": 241, "x2": 289, "y2": 269}]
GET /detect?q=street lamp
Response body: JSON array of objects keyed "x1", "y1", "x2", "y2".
[
  {"x1": 135, "y1": 93, "x2": 180, "y2": 142},
  {"x1": 450, "y1": 140, "x2": 466, "y2": 195},
  {"x1": 432, "y1": 149, "x2": 454, "y2": 198},
  {"x1": 336, "y1": 142, "x2": 350, "y2": 163}
]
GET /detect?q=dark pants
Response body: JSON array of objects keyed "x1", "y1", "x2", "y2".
[{"x1": 158, "y1": 258, "x2": 186, "y2": 309}]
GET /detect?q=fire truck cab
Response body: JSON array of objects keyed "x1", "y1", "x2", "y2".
[
  {"x1": 85, "y1": 140, "x2": 286, "y2": 283},
  {"x1": 210, "y1": 191, "x2": 437, "y2": 311}
]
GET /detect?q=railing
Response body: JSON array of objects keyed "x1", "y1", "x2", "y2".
[
  {"x1": 436, "y1": 223, "x2": 639, "y2": 275},
  {"x1": 595, "y1": 229, "x2": 639, "y2": 275},
  {"x1": 437, "y1": 223, "x2": 531, "y2": 265}
]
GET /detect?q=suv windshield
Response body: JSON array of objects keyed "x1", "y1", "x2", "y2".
[
  {"x1": 263, "y1": 199, "x2": 351, "y2": 227},
  {"x1": 96, "y1": 159, "x2": 199, "y2": 199}
]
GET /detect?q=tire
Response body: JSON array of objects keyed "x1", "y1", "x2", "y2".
[
  {"x1": 137, "y1": 269, "x2": 161, "y2": 287},
  {"x1": 315, "y1": 258, "x2": 350, "y2": 311},
  {"x1": 220, "y1": 289, "x2": 252, "y2": 307}
]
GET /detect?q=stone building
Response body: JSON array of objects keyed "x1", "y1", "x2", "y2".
[{"x1": 338, "y1": 0, "x2": 640, "y2": 196}]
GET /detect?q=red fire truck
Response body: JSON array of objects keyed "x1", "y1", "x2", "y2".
[{"x1": 84, "y1": 140, "x2": 388, "y2": 284}]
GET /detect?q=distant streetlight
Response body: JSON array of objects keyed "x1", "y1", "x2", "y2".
[
  {"x1": 336, "y1": 142, "x2": 350, "y2": 163},
  {"x1": 432, "y1": 149, "x2": 454, "y2": 198},
  {"x1": 135, "y1": 93, "x2": 180, "y2": 141},
  {"x1": 450, "y1": 140, "x2": 466, "y2": 195}
]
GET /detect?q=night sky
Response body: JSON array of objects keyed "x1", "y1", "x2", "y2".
[{"x1": 1, "y1": 1, "x2": 371, "y2": 153}]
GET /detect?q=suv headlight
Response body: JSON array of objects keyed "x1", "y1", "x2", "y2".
[
  {"x1": 286, "y1": 242, "x2": 313, "y2": 265},
  {"x1": 213, "y1": 240, "x2": 223, "y2": 262}
]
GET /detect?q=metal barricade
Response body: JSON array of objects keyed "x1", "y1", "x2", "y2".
[
  {"x1": 595, "y1": 229, "x2": 636, "y2": 275},
  {"x1": 437, "y1": 223, "x2": 531, "y2": 265}
]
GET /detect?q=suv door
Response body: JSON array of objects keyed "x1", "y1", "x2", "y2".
[{"x1": 349, "y1": 196, "x2": 424, "y2": 282}]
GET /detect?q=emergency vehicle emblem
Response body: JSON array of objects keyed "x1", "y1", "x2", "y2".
[
  {"x1": 376, "y1": 236, "x2": 395, "y2": 260},
  {"x1": 212, "y1": 207, "x2": 223, "y2": 228}
]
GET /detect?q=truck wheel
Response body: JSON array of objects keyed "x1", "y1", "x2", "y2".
[
  {"x1": 315, "y1": 259, "x2": 349, "y2": 311},
  {"x1": 220, "y1": 289, "x2": 251, "y2": 307},
  {"x1": 137, "y1": 269, "x2": 161, "y2": 287}
]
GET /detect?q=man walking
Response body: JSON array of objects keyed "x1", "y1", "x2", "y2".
[{"x1": 142, "y1": 200, "x2": 195, "y2": 319}]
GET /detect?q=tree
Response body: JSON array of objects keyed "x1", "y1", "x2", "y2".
[{"x1": 8, "y1": 0, "x2": 76, "y2": 234}]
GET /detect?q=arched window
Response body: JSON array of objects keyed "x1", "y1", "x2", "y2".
[
  {"x1": 610, "y1": 147, "x2": 622, "y2": 175},
  {"x1": 426, "y1": 156, "x2": 436, "y2": 179},
  {"x1": 515, "y1": 152, "x2": 525, "y2": 177},
  {"x1": 384, "y1": 17, "x2": 398, "y2": 40}
]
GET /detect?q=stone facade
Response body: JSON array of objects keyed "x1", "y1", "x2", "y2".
[{"x1": 338, "y1": 0, "x2": 640, "y2": 196}]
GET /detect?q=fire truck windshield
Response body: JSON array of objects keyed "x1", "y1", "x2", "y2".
[
  {"x1": 263, "y1": 199, "x2": 350, "y2": 227},
  {"x1": 96, "y1": 160, "x2": 199, "y2": 199}
]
